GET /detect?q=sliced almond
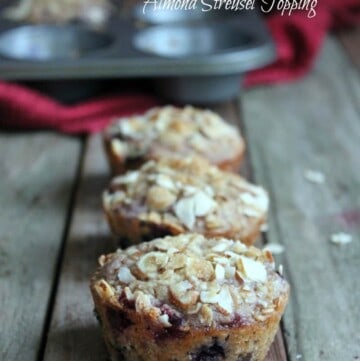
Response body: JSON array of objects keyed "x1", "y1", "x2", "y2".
[
  {"x1": 158, "y1": 314, "x2": 172, "y2": 327},
  {"x1": 201, "y1": 120, "x2": 227, "y2": 139},
  {"x1": 182, "y1": 185, "x2": 198, "y2": 196},
  {"x1": 102, "y1": 192, "x2": 113, "y2": 209},
  {"x1": 141, "y1": 160, "x2": 156, "y2": 171},
  {"x1": 162, "y1": 213, "x2": 185, "y2": 233},
  {"x1": 204, "y1": 185, "x2": 215, "y2": 197},
  {"x1": 186, "y1": 258, "x2": 214, "y2": 281},
  {"x1": 170, "y1": 289, "x2": 199, "y2": 310},
  {"x1": 117, "y1": 266, "x2": 136, "y2": 283},
  {"x1": 254, "y1": 314, "x2": 267, "y2": 322},
  {"x1": 224, "y1": 251, "x2": 241, "y2": 260},
  {"x1": 262, "y1": 307, "x2": 275, "y2": 314},
  {"x1": 189, "y1": 133, "x2": 208, "y2": 151},
  {"x1": 146, "y1": 185, "x2": 177, "y2": 211},
  {"x1": 159, "y1": 269, "x2": 175, "y2": 282},
  {"x1": 94, "y1": 279, "x2": 115, "y2": 299},
  {"x1": 211, "y1": 241, "x2": 232, "y2": 253},
  {"x1": 170, "y1": 253, "x2": 187, "y2": 270},
  {"x1": 136, "y1": 251, "x2": 169, "y2": 278},
  {"x1": 193, "y1": 191, "x2": 216, "y2": 216},
  {"x1": 235, "y1": 271, "x2": 244, "y2": 284},
  {"x1": 98, "y1": 254, "x2": 107, "y2": 267},
  {"x1": 238, "y1": 256, "x2": 267, "y2": 282},
  {"x1": 173, "y1": 197, "x2": 196, "y2": 229},
  {"x1": 119, "y1": 120, "x2": 139, "y2": 138},
  {"x1": 113, "y1": 171, "x2": 139, "y2": 185},
  {"x1": 135, "y1": 292, "x2": 152, "y2": 312},
  {"x1": 225, "y1": 265, "x2": 236, "y2": 279},
  {"x1": 243, "y1": 208, "x2": 262, "y2": 218},
  {"x1": 147, "y1": 211, "x2": 163, "y2": 223},
  {"x1": 186, "y1": 235, "x2": 205, "y2": 256},
  {"x1": 232, "y1": 242, "x2": 247, "y2": 254},
  {"x1": 212, "y1": 256, "x2": 231, "y2": 266},
  {"x1": 124, "y1": 287, "x2": 134, "y2": 301},
  {"x1": 215, "y1": 264, "x2": 225, "y2": 281},
  {"x1": 111, "y1": 138, "x2": 127, "y2": 156},
  {"x1": 240, "y1": 191, "x2": 269, "y2": 213},
  {"x1": 126, "y1": 247, "x2": 142, "y2": 257},
  {"x1": 200, "y1": 290, "x2": 219, "y2": 304},
  {"x1": 200, "y1": 304, "x2": 213, "y2": 326},
  {"x1": 154, "y1": 174, "x2": 177, "y2": 191},
  {"x1": 264, "y1": 250, "x2": 274, "y2": 263},
  {"x1": 216, "y1": 286, "x2": 234, "y2": 315},
  {"x1": 154, "y1": 238, "x2": 172, "y2": 251},
  {"x1": 255, "y1": 191, "x2": 269, "y2": 212},
  {"x1": 205, "y1": 214, "x2": 221, "y2": 229},
  {"x1": 103, "y1": 191, "x2": 126, "y2": 209},
  {"x1": 169, "y1": 281, "x2": 199, "y2": 309}
]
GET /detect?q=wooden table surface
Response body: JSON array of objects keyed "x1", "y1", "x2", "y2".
[{"x1": 1, "y1": 34, "x2": 359, "y2": 361}]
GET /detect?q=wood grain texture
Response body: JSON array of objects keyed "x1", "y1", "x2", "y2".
[
  {"x1": 43, "y1": 105, "x2": 288, "y2": 361},
  {"x1": 212, "y1": 102, "x2": 253, "y2": 181},
  {"x1": 241, "y1": 37, "x2": 360, "y2": 361},
  {"x1": 0, "y1": 133, "x2": 81, "y2": 361},
  {"x1": 43, "y1": 135, "x2": 112, "y2": 361},
  {"x1": 214, "y1": 101, "x2": 288, "y2": 361}
]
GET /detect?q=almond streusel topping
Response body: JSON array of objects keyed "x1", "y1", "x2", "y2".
[
  {"x1": 103, "y1": 157, "x2": 269, "y2": 235},
  {"x1": 93, "y1": 234, "x2": 289, "y2": 329},
  {"x1": 105, "y1": 106, "x2": 244, "y2": 164}
]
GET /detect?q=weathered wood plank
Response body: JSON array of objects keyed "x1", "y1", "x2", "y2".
[
  {"x1": 212, "y1": 101, "x2": 253, "y2": 181},
  {"x1": 241, "y1": 37, "x2": 360, "y2": 361},
  {"x1": 0, "y1": 133, "x2": 81, "y2": 361},
  {"x1": 43, "y1": 103, "x2": 288, "y2": 361},
  {"x1": 213, "y1": 103, "x2": 288, "y2": 361},
  {"x1": 43, "y1": 135, "x2": 112, "y2": 361}
]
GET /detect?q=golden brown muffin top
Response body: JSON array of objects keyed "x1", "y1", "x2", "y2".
[
  {"x1": 3, "y1": 0, "x2": 110, "y2": 25},
  {"x1": 92, "y1": 234, "x2": 289, "y2": 329},
  {"x1": 103, "y1": 157, "x2": 268, "y2": 236},
  {"x1": 105, "y1": 106, "x2": 244, "y2": 165}
]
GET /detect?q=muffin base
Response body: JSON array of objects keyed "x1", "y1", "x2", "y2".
[
  {"x1": 104, "y1": 207, "x2": 265, "y2": 248},
  {"x1": 103, "y1": 136, "x2": 245, "y2": 175},
  {"x1": 91, "y1": 282, "x2": 288, "y2": 361}
]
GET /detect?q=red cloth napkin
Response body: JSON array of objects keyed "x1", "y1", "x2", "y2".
[
  {"x1": 245, "y1": 0, "x2": 360, "y2": 87},
  {"x1": 0, "y1": 0, "x2": 359, "y2": 134},
  {"x1": 0, "y1": 82, "x2": 158, "y2": 133}
]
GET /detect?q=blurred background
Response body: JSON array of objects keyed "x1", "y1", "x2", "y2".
[{"x1": 0, "y1": 0, "x2": 358, "y2": 133}]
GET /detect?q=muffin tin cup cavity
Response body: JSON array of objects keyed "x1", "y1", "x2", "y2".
[
  {"x1": 0, "y1": 24, "x2": 113, "y2": 61},
  {"x1": 0, "y1": 8, "x2": 275, "y2": 102},
  {"x1": 133, "y1": 23, "x2": 253, "y2": 58}
]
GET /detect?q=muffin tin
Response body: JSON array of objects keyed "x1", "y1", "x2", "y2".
[{"x1": 0, "y1": 5, "x2": 275, "y2": 102}]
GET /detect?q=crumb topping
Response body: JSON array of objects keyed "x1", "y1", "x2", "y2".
[
  {"x1": 93, "y1": 234, "x2": 289, "y2": 328},
  {"x1": 106, "y1": 106, "x2": 244, "y2": 164},
  {"x1": 103, "y1": 157, "x2": 269, "y2": 236},
  {"x1": 3, "y1": 0, "x2": 110, "y2": 25}
]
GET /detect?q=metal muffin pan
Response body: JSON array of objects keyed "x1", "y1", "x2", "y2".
[
  {"x1": 0, "y1": 24, "x2": 113, "y2": 61},
  {"x1": 0, "y1": 7, "x2": 275, "y2": 102}
]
